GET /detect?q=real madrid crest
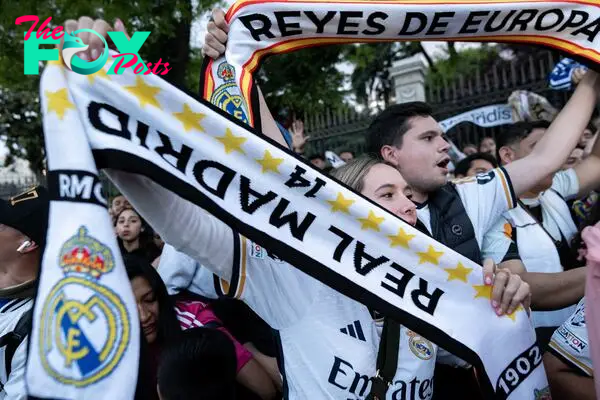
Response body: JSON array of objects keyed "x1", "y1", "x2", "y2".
[
  {"x1": 39, "y1": 226, "x2": 130, "y2": 387},
  {"x1": 407, "y1": 330, "x2": 434, "y2": 360},
  {"x1": 210, "y1": 62, "x2": 250, "y2": 124}
]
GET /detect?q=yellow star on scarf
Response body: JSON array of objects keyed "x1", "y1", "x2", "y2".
[
  {"x1": 358, "y1": 211, "x2": 385, "y2": 231},
  {"x1": 124, "y1": 76, "x2": 161, "y2": 108},
  {"x1": 505, "y1": 305, "x2": 524, "y2": 322},
  {"x1": 217, "y1": 128, "x2": 247, "y2": 154},
  {"x1": 45, "y1": 88, "x2": 75, "y2": 120},
  {"x1": 327, "y1": 193, "x2": 355, "y2": 214},
  {"x1": 444, "y1": 263, "x2": 473, "y2": 283},
  {"x1": 387, "y1": 228, "x2": 415, "y2": 249},
  {"x1": 473, "y1": 284, "x2": 492, "y2": 300},
  {"x1": 173, "y1": 103, "x2": 206, "y2": 133},
  {"x1": 256, "y1": 150, "x2": 284, "y2": 173},
  {"x1": 417, "y1": 246, "x2": 444, "y2": 265},
  {"x1": 87, "y1": 66, "x2": 110, "y2": 84}
]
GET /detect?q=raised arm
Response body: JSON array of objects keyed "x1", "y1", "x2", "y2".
[
  {"x1": 203, "y1": 9, "x2": 288, "y2": 148},
  {"x1": 104, "y1": 170, "x2": 235, "y2": 282},
  {"x1": 505, "y1": 71, "x2": 600, "y2": 197}
]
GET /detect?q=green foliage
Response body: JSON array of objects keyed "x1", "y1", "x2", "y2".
[
  {"x1": 346, "y1": 43, "x2": 417, "y2": 111},
  {"x1": 0, "y1": 0, "x2": 217, "y2": 174},
  {"x1": 346, "y1": 43, "x2": 395, "y2": 109},
  {"x1": 0, "y1": 87, "x2": 44, "y2": 173},
  {"x1": 256, "y1": 45, "x2": 347, "y2": 118},
  {"x1": 185, "y1": 48, "x2": 205, "y2": 93},
  {"x1": 425, "y1": 45, "x2": 500, "y2": 90},
  {"x1": 344, "y1": 42, "x2": 437, "y2": 111}
]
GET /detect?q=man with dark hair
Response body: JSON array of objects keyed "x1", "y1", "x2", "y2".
[
  {"x1": 494, "y1": 120, "x2": 552, "y2": 162},
  {"x1": 367, "y1": 80, "x2": 599, "y2": 397},
  {"x1": 483, "y1": 117, "x2": 600, "y2": 346},
  {"x1": 157, "y1": 327, "x2": 238, "y2": 400},
  {"x1": 366, "y1": 102, "x2": 435, "y2": 163},
  {"x1": 365, "y1": 88, "x2": 598, "y2": 264},
  {"x1": 454, "y1": 153, "x2": 498, "y2": 179},
  {"x1": 0, "y1": 186, "x2": 49, "y2": 398}
]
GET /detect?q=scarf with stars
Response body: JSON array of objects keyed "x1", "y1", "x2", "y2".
[
  {"x1": 25, "y1": 60, "x2": 140, "y2": 399},
  {"x1": 32, "y1": 61, "x2": 548, "y2": 399}
]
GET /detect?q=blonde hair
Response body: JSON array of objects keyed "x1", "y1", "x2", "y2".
[{"x1": 330, "y1": 154, "x2": 391, "y2": 192}]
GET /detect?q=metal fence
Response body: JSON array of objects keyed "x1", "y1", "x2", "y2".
[{"x1": 304, "y1": 50, "x2": 571, "y2": 157}]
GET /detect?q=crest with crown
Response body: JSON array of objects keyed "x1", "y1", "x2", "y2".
[
  {"x1": 59, "y1": 226, "x2": 115, "y2": 279},
  {"x1": 217, "y1": 62, "x2": 235, "y2": 82}
]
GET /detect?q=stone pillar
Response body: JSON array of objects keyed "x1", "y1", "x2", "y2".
[{"x1": 389, "y1": 54, "x2": 427, "y2": 104}]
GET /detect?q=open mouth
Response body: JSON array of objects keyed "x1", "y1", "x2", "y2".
[{"x1": 436, "y1": 159, "x2": 450, "y2": 170}]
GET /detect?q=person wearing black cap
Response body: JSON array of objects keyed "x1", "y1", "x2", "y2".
[{"x1": 0, "y1": 185, "x2": 49, "y2": 399}]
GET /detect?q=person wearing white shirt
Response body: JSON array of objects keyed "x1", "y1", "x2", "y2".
[
  {"x1": 483, "y1": 120, "x2": 600, "y2": 345},
  {"x1": 105, "y1": 155, "x2": 528, "y2": 400}
]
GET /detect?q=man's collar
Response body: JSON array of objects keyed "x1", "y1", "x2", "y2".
[{"x1": 415, "y1": 200, "x2": 429, "y2": 210}]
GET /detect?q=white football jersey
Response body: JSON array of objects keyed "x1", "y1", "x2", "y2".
[
  {"x1": 482, "y1": 169, "x2": 581, "y2": 328},
  {"x1": 159, "y1": 242, "x2": 466, "y2": 400},
  {"x1": 418, "y1": 167, "x2": 517, "y2": 263},
  {"x1": 0, "y1": 298, "x2": 33, "y2": 400},
  {"x1": 548, "y1": 299, "x2": 592, "y2": 376},
  {"x1": 108, "y1": 170, "x2": 468, "y2": 399}
]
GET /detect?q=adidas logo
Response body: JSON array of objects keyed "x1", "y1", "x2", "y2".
[{"x1": 340, "y1": 320, "x2": 366, "y2": 341}]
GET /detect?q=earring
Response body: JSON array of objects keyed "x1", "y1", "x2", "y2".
[{"x1": 16, "y1": 240, "x2": 32, "y2": 253}]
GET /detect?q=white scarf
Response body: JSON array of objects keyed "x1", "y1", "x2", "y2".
[
  {"x1": 202, "y1": 0, "x2": 600, "y2": 128},
  {"x1": 521, "y1": 190, "x2": 579, "y2": 245},
  {"x1": 26, "y1": 63, "x2": 140, "y2": 398},
  {"x1": 31, "y1": 54, "x2": 550, "y2": 398}
]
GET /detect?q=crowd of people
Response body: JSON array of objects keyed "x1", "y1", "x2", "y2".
[{"x1": 2, "y1": 8, "x2": 600, "y2": 400}]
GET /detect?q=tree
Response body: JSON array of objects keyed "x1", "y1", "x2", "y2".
[
  {"x1": 345, "y1": 43, "x2": 396, "y2": 111},
  {"x1": 255, "y1": 45, "x2": 347, "y2": 120},
  {"x1": 425, "y1": 45, "x2": 500, "y2": 90},
  {"x1": 0, "y1": 88, "x2": 43, "y2": 177},
  {"x1": 345, "y1": 42, "x2": 436, "y2": 112},
  {"x1": 0, "y1": 0, "x2": 215, "y2": 175}
]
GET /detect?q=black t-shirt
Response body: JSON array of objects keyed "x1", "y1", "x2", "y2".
[{"x1": 118, "y1": 240, "x2": 161, "y2": 265}]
